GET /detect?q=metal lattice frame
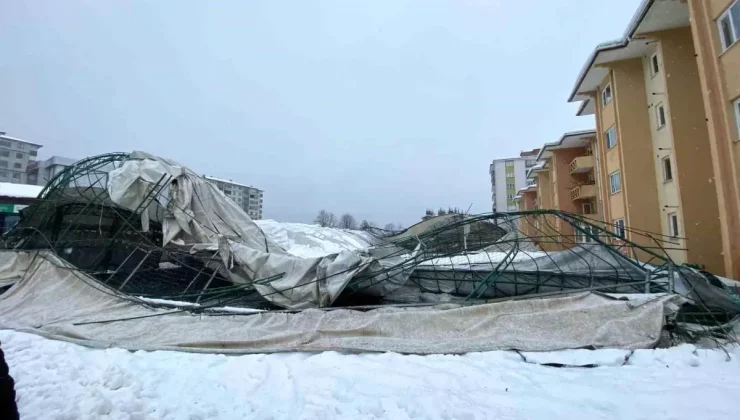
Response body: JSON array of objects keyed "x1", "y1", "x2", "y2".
[{"x1": 1, "y1": 152, "x2": 738, "y2": 346}]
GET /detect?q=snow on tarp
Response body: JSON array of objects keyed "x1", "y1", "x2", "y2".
[
  {"x1": 254, "y1": 219, "x2": 378, "y2": 258},
  {"x1": 0, "y1": 182, "x2": 43, "y2": 199},
  {"x1": 0, "y1": 251, "x2": 682, "y2": 354}
]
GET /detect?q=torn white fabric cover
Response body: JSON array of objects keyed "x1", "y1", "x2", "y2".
[
  {"x1": 223, "y1": 239, "x2": 372, "y2": 308},
  {"x1": 0, "y1": 251, "x2": 680, "y2": 354},
  {"x1": 105, "y1": 152, "x2": 384, "y2": 309}
]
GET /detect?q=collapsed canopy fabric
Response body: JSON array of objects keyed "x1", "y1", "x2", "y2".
[
  {"x1": 106, "y1": 152, "x2": 375, "y2": 309},
  {"x1": 0, "y1": 251, "x2": 681, "y2": 354}
]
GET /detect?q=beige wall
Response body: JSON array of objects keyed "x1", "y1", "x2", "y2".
[
  {"x1": 640, "y1": 34, "x2": 687, "y2": 265},
  {"x1": 611, "y1": 59, "x2": 663, "y2": 257},
  {"x1": 656, "y1": 27, "x2": 725, "y2": 273},
  {"x1": 596, "y1": 72, "x2": 623, "y2": 225},
  {"x1": 689, "y1": 0, "x2": 740, "y2": 278}
]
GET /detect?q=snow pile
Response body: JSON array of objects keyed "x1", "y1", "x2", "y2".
[
  {"x1": 0, "y1": 182, "x2": 43, "y2": 199},
  {"x1": 2, "y1": 330, "x2": 739, "y2": 419},
  {"x1": 255, "y1": 219, "x2": 378, "y2": 258}
]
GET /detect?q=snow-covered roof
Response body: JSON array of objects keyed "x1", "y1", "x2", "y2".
[
  {"x1": 0, "y1": 182, "x2": 43, "y2": 199},
  {"x1": 0, "y1": 134, "x2": 43, "y2": 147},
  {"x1": 517, "y1": 184, "x2": 537, "y2": 195},
  {"x1": 203, "y1": 175, "x2": 262, "y2": 191}
]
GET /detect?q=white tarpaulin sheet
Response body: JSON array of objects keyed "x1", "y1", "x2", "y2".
[
  {"x1": 0, "y1": 251, "x2": 681, "y2": 354},
  {"x1": 105, "y1": 152, "x2": 374, "y2": 309}
]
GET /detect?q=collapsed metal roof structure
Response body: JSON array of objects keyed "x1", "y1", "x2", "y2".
[{"x1": 0, "y1": 151, "x2": 738, "y2": 352}]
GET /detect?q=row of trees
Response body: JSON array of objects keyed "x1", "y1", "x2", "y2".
[{"x1": 314, "y1": 210, "x2": 402, "y2": 232}]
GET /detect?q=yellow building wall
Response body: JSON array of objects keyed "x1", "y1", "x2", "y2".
[
  {"x1": 611, "y1": 58, "x2": 662, "y2": 257},
  {"x1": 640, "y1": 34, "x2": 687, "y2": 265},
  {"x1": 688, "y1": 0, "x2": 740, "y2": 278},
  {"x1": 656, "y1": 27, "x2": 725, "y2": 274}
]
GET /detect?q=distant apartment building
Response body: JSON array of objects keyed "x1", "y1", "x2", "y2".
[
  {"x1": 26, "y1": 156, "x2": 78, "y2": 186},
  {"x1": 517, "y1": 131, "x2": 598, "y2": 251},
  {"x1": 489, "y1": 149, "x2": 539, "y2": 212},
  {"x1": 0, "y1": 133, "x2": 41, "y2": 184},
  {"x1": 204, "y1": 176, "x2": 263, "y2": 219}
]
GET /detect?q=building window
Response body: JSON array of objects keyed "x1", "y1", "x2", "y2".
[
  {"x1": 582, "y1": 202, "x2": 594, "y2": 215},
  {"x1": 0, "y1": 160, "x2": 7, "y2": 168},
  {"x1": 15, "y1": 152, "x2": 23, "y2": 159},
  {"x1": 609, "y1": 170, "x2": 621, "y2": 194},
  {"x1": 506, "y1": 172, "x2": 515, "y2": 178},
  {"x1": 0, "y1": 171, "x2": 6, "y2": 178},
  {"x1": 16, "y1": 143, "x2": 24, "y2": 150},
  {"x1": 29, "y1": 150, "x2": 37, "y2": 157},
  {"x1": 734, "y1": 98, "x2": 740, "y2": 140},
  {"x1": 655, "y1": 103, "x2": 666, "y2": 129},
  {"x1": 605, "y1": 125, "x2": 617, "y2": 149},
  {"x1": 505, "y1": 161, "x2": 515, "y2": 167},
  {"x1": 719, "y1": 1, "x2": 740, "y2": 51},
  {"x1": 650, "y1": 53, "x2": 659, "y2": 76},
  {"x1": 668, "y1": 213, "x2": 679, "y2": 238},
  {"x1": 614, "y1": 219, "x2": 625, "y2": 238},
  {"x1": 662, "y1": 156, "x2": 673, "y2": 182},
  {"x1": 0, "y1": 151, "x2": 7, "y2": 157},
  {"x1": 13, "y1": 163, "x2": 21, "y2": 169},
  {"x1": 601, "y1": 83, "x2": 612, "y2": 107},
  {"x1": 577, "y1": 224, "x2": 599, "y2": 243},
  {"x1": 507, "y1": 183, "x2": 514, "y2": 188}
]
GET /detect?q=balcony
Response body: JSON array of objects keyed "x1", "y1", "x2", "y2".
[
  {"x1": 570, "y1": 184, "x2": 597, "y2": 201},
  {"x1": 569, "y1": 155, "x2": 594, "y2": 174}
]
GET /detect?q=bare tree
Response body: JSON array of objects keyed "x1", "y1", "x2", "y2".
[
  {"x1": 359, "y1": 220, "x2": 376, "y2": 231},
  {"x1": 315, "y1": 210, "x2": 337, "y2": 227},
  {"x1": 384, "y1": 223, "x2": 396, "y2": 231},
  {"x1": 339, "y1": 213, "x2": 357, "y2": 230}
]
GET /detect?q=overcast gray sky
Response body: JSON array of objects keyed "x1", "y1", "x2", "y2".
[{"x1": 1, "y1": 0, "x2": 640, "y2": 227}]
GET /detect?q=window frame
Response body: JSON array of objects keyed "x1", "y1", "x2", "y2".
[
  {"x1": 718, "y1": 1, "x2": 740, "y2": 51},
  {"x1": 734, "y1": 97, "x2": 740, "y2": 140},
  {"x1": 614, "y1": 219, "x2": 625, "y2": 238},
  {"x1": 661, "y1": 156, "x2": 673, "y2": 182},
  {"x1": 655, "y1": 103, "x2": 666, "y2": 129},
  {"x1": 605, "y1": 125, "x2": 617, "y2": 149},
  {"x1": 601, "y1": 83, "x2": 612, "y2": 107},
  {"x1": 668, "y1": 213, "x2": 679, "y2": 238},
  {"x1": 609, "y1": 170, "x2": 621, "y2": 194},
  {"x1": 650, "y1": 53, "x2": 660, "y2": 76}
]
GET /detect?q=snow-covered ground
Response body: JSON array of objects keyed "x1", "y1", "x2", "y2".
[
  {"x1": 2, "y1": 329, "x2": 739, "y2": 420},
  {"x1": 255, "y1": 219, "x2": 377, "y2": 258}
]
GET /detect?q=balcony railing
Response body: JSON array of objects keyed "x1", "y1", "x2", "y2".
[
  {"x1": 570, "y1": 184, "x2": 597, "y2": 201},
  {"x1": 569, "y1": 155, "x2": 595, "y2": 174}
]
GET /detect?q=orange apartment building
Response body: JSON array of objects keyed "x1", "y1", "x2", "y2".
[
  {"x1": 516, "y1": 131, "x2": 598, "y2": 250},
  {"x1": 688, "y1": 0, "x2": 740, "y2": 278},
  {"x1": 562, "y1": 0, "x2": 731, "y2": 275},
  {"x1": 514, "y1": 0, "x2": 740, "y2": 276}
]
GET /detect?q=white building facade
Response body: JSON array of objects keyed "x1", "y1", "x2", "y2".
[
  {"x1": 26, "y1": 156, "x2": 78, "y2": 186},
  {"x1": 489, "y1": 149, "x2": 539, "y2": 212},
  {"x1": 205, "y1": 176, "x2": 263, "y2": 219},
  {"x1": 0, "y1": 133, "x2": 42, "y2": 184}
]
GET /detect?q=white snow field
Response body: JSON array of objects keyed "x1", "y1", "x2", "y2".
[{"x1": 2, "y1": 330, "x2": 739, "y2": 420}]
